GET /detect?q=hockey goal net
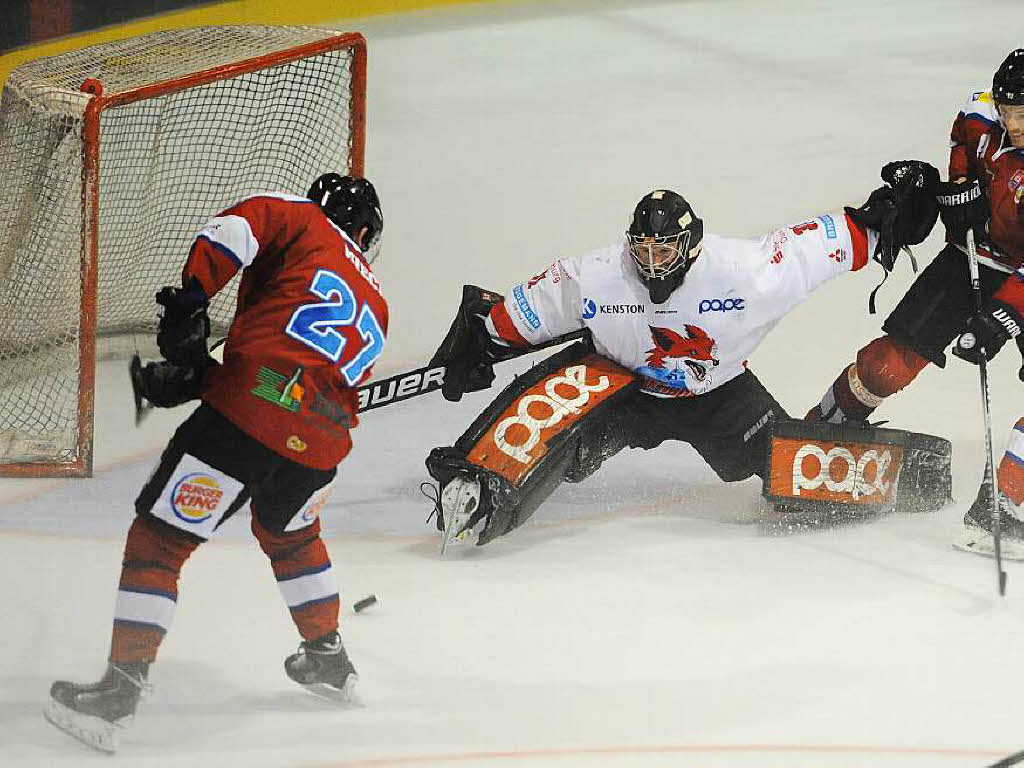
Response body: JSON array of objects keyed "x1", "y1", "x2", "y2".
[{"x1": 0, "y1": 26, "x2": 366, "y2": 476}]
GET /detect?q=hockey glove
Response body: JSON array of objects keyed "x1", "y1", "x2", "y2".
[
  {"x1": 953, "y1": 302, "x2": 1023, "y2": 365},
  {"x1": 430, "y1": 285, "x2": 516, "y2": 402},
  {"x1": 156, "y1": 277, "x2": 211, "y2": 367},
  {"x1": 846, "y1": 160, "x2": 940, "y2": 271},
  {"x1": 1017, "y1": 335, "x2": 1024, "y2": 383},
  {"x1": 935, "y1": 178, "x2": 989, "y2": 242},
  {"x1": 131, "y1": 355, "x2": 214, "y2": 409}
]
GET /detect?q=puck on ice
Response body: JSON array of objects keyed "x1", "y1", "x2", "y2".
[{"x1": 353, "y1": 595, "x2": 378, "y2": 613}]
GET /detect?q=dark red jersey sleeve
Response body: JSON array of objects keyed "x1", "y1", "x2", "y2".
[
  {"x1": 949, "y1": 92, "x2": 1000, "y2": 182},
  {"x1": 994, "y1": 269, "x2": 1024, "y2": 316},
  {"x1": 181, "y1": 194, "x2": 296, "y2": 298}
]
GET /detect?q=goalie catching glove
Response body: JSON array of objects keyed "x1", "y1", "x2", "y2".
[
  {"x1": 846, "y1": 159, "x2": 940, "y2": 271},
  {"x1": 156, "y1": 277, "x2": 211, "y2": 368},
  {"x1": 429, "y1": 285, "x2": 523, "y2": 402}
]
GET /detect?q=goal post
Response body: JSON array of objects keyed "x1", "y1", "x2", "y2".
[{"x1": 0, "y1": 27, "x2": 366, "y2": 477}]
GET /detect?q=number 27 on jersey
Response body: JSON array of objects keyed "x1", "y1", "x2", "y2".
[{"x1": 285, "y1": 268, "x2": 384, "y2": 386}]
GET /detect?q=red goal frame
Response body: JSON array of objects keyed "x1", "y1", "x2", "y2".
[{"x1": 3, "y1": 31, "x2": 366, "y2": 477}]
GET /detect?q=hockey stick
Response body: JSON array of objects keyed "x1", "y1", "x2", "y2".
[
  {"x1": 356, "y1": 328, "x2": 589, "y2": 413},
  {"x1": 988, "y1": 748, "x2": 1024, "y2": 767},
  {"x1": 132, "y1": 329, "x2": 589, "y2": 423},
  {"x1": 964, "y1": 228, "x2": 1007, "y2": 596}
]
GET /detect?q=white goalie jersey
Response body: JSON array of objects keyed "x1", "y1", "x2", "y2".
[{"x1": 485, "y1": 212, "x2": 877, "y2": 397}]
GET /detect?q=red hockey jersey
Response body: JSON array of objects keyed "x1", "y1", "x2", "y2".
[
  {"x1": 948, "y1": 91, "x2": 1024, "y2": 271},
  {"x1": 182, "y1": 193, "x2": 388, "y2": 470}
]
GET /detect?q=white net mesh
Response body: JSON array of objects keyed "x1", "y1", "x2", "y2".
[{"x1": 0, "y1": 26, "x2": 363, "y2": 469}]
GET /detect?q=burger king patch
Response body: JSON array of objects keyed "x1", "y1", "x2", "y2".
[{"x1": 153, "y1": 455, "x2": 245, "y2": 538}]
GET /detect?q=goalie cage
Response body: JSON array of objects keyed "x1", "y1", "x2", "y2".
[{"x1": 0, "y1": 26, "x2": 366, "y2": 476}]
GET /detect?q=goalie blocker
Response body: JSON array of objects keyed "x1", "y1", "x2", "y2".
[
  {"x1": 763, "y1": 418, "x2": 952, "y2": 525},
  {"x1": 427, "y1": 341, "x2": 639, "y2": 547}
]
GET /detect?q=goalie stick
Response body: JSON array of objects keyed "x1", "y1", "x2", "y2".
[{"x1": 133, "y1": 329, "x2": 589, "y2": 423}]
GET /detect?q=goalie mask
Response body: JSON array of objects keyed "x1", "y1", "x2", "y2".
[
  {"x1": 307, "y1": 173, "x2": 384, "y2": 263},
  {"x1": 627, "y1": 189, "x2": 703, "y2": 304}
]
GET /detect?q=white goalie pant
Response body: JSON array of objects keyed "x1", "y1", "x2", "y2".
[{"x1": 440, "y1": 476, "x2": 482, "y2": 549}]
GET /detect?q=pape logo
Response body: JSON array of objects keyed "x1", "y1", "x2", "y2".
[
  {"x1": 493, "y1": 364, "x2": 611, "y2": 464},
  {"x1": 792, "y1": 444, "x2": 894, "y2": 500},
  {"x1": 698, "y1": 298, "x2": 745, "y2": 313}
]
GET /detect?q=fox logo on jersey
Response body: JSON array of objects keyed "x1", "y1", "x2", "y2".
[{"x1": 636, "y1": 325, "x2": 719, "y2": 395}]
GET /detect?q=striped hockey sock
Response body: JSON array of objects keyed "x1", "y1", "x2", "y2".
[
  {"x1": 251, "y1": 516, "x2": 339, "y2": 641},
  {"x1": 109, "y1": 516, "x2": 200, "y2": 664},
  {"x1": 998, "y1": 418, "x2": 1024, "y2": 508}
]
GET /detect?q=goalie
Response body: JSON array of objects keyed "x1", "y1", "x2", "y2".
[{"x1": 427, "y1": 162, "x2": 949, "y2": 550}]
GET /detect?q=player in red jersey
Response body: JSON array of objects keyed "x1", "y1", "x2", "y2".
[
  {"x1": 805, "y1": 50, "x2": 1024, "y2": 552},
  {"x1": 44, "y1": 174, "x2": 386, "y2": 753}
]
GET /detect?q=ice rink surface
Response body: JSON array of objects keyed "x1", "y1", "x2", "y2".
[{"x1": 4, "y1": 0, "x2": 1024, "y2": 765}]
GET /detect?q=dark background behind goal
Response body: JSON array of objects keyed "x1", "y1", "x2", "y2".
[{"x1": 3, "y1": 0, "x2": 202, "y2": 54}]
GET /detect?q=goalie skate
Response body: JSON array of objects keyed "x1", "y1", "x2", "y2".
[{"x1": 440, "y1": 476, "x2": 482, "y2": 554}]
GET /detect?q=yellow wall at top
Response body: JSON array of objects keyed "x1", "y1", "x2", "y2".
[{"x1": 1, "y1": 0, "x2": 498, "y2": 85}]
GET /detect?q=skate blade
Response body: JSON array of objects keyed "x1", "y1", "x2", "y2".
[
  {"x1": 953, "y1": 526, "x2": 1024, "y2": 561},
  {"x1": 439, "y1": 479, "x2": 479, "y2": 556},
  {"x1": 43, "y1": 698, "x2": 127, "y2": 753},
  {"x1": 299, "y1": 673, "x2": 359, "y2": 704},
  {"x1": 440, "y1": 524, "x2": 472, "y2": 555}
]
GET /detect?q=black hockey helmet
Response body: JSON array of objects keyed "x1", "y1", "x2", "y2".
[
  {"x1": 993, "y1": 48, "x2": 1024, "y2": 105},
  {"x1": 307, "y1": 173, "x2": 383, "y2": 262},
  {"x1": 627, "y1": 189, "x2": 703, "y2": 304}
]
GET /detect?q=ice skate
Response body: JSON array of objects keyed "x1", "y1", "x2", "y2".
[
  {"x1": 43, "y1": 662, "x2": 149, "y2": 753},
  {"x1": 284, "y1": 631, "x2": 358, "y2": 702},
  {"x1": 954, "y1": 484, "x2": 1024, "y2": 561},
  {"x1": 439, "y1": 475, "x2": 482, "y2": 554}
]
